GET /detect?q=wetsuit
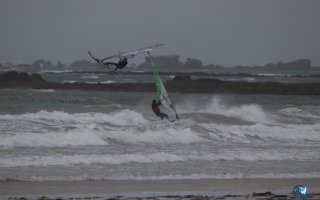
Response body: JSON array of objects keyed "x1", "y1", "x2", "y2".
[
  {"x1": 152, "y1": 101, "x2": 169, "y2": 120},
  {"x1": 104, "y1": 59, "x2": 128, "y2": 70}
]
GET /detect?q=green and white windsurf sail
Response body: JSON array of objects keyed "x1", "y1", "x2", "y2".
[{"x1": 147, "y1": 52, "x2": 179, "y2": 121}]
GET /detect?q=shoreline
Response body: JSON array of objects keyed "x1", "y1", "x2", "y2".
[{"x1": 1, "y1": 178, "x2": 319, "y2": 199}]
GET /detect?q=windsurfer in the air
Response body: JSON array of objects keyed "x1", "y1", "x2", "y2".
[
  {"x1": 103, "y1": 58, "x2": 128, "y2": 71},
  {"x1": 152, "y1": 99, "x2": 169, "y2": 120}
]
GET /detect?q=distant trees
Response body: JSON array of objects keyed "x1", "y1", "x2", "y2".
[
  {"x1": 69, "y1": 60, "x2": 93, "y2": 69},
  {"x1": 149, "y1": 55, "x2": 184, "y2": 68},
  {"x1": 0, "y1": 56, "x2": 318, "y2": 74},
  {"x1": 5, "y1": 62, "x2": 14, "y2": 67},
  {"x1": 263, "y1": 59, "x2": 311, "y2": 70},
  {"x1": 32, "y1": 59, "x2": 53, "y2": 68},
  {"x1": 134, "y1": 56, "x2": 316, "y2": 73},
  {"x1": 138, "y1": 55, "x2": 227, "y2": 71},
  {"x1": 57, "y1": 61, "x2": 66, "y2": 68},
  {"x1": 185, "y1": 58, "x2": 202, "y2": 68},
  {"x1": 285, "y1": 59, "x2": 311, "y2": 70},
  {"x1": 203, "y1": 64, "x2": 224, "y2": 70}
]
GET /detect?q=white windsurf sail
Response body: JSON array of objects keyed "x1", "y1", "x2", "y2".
[{"x1": 102, "y1": 43, "x2": 164, "y2": 61}]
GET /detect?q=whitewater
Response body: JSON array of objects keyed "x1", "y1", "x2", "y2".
[{"x1": 0, "y1": 88, "x2": 320, "y2": 182}]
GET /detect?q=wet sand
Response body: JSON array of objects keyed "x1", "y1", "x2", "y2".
[{"x1": 1, "y1": 178, "x2": 319, "y2": 200}]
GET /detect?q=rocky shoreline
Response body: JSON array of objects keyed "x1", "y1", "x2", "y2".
[
  {"x1": 1, "y1": 71, "x2": 320, "y2": 95},
  {"x1": 5, "y1": 192, "x2": 320, "y2": 200}
]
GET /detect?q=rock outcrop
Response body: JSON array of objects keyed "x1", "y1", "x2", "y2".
[{"x1": 1, "y1": 71, "x2": 320, "y2": 95}]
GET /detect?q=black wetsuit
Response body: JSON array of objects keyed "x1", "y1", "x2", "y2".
[
  {"x1": 104, "y1": 59, "x2": 128, "y2": 70},
  {"x1": 152, "y1": 101, "x2": 169, "y2": 120}
]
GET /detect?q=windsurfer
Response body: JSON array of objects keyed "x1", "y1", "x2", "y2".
[
  {"x1": 103, "y1": 58, "x2": 128, "y2": 71},
  {"x1": 152, "y1": 99, "x2": 169, "y2": 120}
]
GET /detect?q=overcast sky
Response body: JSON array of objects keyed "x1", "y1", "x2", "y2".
[{"x1": 1, "y1": 0, "x2": 320, "y2": 66}]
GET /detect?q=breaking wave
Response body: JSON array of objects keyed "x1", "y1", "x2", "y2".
[
  {"x1": 0, "y1": 94, "x2": 320, "y2": 183},
  {"x1": 0, "y1": 128, "x2": 107, "y2": 148},
  {"x1": 0, "y1": 105, "x2": 320, "y2": 148},
  {"x1": 1, "y1": 149, "x2": 319, "y2": 167},
  {"x1": 200, "y1": 123, "x2": 320, "y2": 143},
  {"x1": 1, "y1": 172, "x2": 320, "y2": 182},
  {"x1": 179, "y1": 97, "x2": 273, "y2": 124}
]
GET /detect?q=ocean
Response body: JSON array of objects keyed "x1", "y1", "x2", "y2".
[{"x1": 0, "y1": 72, "x2": 320, "y2": 182}]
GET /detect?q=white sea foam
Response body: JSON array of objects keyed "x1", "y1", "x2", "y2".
[
  {"x1": 0, "y1": 109, "x2": 148, "y2": 126},
  {"x1": 202, "y1": 98, "x2": 273, "y2": 123},
  {"x1": 81, "y1": 75, "x2": 100, "y2": 79},
  {"x1": 1, "y1": 172, "x2": 320, "y2": 182},
  {"x1": 0, "y1": 152, "x2": 182, "y2": 167},
  {"x1": 101, "y1": 80, "x2": 116, "y2": 84},
  {"x1": 0, "y1": 109, "x2": 205, "y2": 147},
  {"x1": 0, "y1": 126, "x2": 203, "y2": 148},
  {"x1": 31, "y1": 89, "x2": 55, "y2": 93},
  {"x1": 243, "y1": 77, "x2": 256, "y2": 82},
  {"x1": 200, "y1": 122, "x2": 320, "y2": 143},
  {"x1": 179, "y1": 97, "x2": 272, "y2": 124},
  {"x1": 121, "y1": 171, "x2": 320, "y2": 180},
  {"x1": 1, "y1": 149, "x2": 318, "y2": 167},
  {"x1": 1, "y1": 107, "x2": 320, "y2": 148},
  {"x1": 85, "y1": 80, "x2": 116, "y2": 84},
  {"x1": 257, "y1": 73, "x2": 292, "y2": 77},
  {"x1": 0, "y1": 127, "x2": 107, "y2": 148},
  {"x1": 280, "y1": 107, "x2": 320, "y2": 120},
  {"x1": 40, "y1": 70, "x2": 72, "y2": 73},
  {"x1": 96, "y1": 172, "x2": 320, "y2": 180},
  {"x1": 100, "y1": 127, "x2": 204, "y2": 144}
]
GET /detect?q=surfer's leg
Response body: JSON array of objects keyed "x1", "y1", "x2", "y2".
[
  {"x1": 159, "y1": 112, "x2": 168, "y2": 120},
  {"x1": 103, "y1": 62, "x2": 119, "y2": 71},
  {"x1": 156, "y1": 113, "x2": 164, "y2": 120},
  {"x1": 163, "y1": 113, "x2": 169, "y2": 119},
  {"x1": 113, "y1": 63, "x2": 121, "y2": 71}
]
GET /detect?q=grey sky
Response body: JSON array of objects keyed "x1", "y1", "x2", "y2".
[{"x1": 1, "y1": 0, "x2": 320, "y2": 66}]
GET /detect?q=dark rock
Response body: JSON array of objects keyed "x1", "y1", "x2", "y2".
[
  {"x1": 0, "y1": 71, "x2": 31, "y2": 81},
  {"x1": 252, "y1": 192, "x2": 273, "y2": 197},
  {"x1": 172, "y1": 75, "x2": 192, "y2": 81},
  {"x1": 1, "y1": 71, "x2": 320, "y2": 95},
  {"x1": 30, "y1": 73, "x2": 45, "y2": 82},
  {"x1": 0, "y1": 71, "x2": 46, "y2": 82}
]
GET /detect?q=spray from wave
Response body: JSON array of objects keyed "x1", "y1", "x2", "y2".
[
  {"x1": 1, "y1": 149, "x2": 319, "y2": 167},
  {"x1": 178, "y1": 97, "x2": 273, "y2": 124}
]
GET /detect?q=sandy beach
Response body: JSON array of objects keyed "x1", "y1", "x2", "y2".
[{"x1": 1, "y1": 178, "x2": 319, "y2": 200}]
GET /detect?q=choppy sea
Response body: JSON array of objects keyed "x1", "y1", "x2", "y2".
[{"x1": 0, "y1": 72, "x2": 319, "y2": 181}]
